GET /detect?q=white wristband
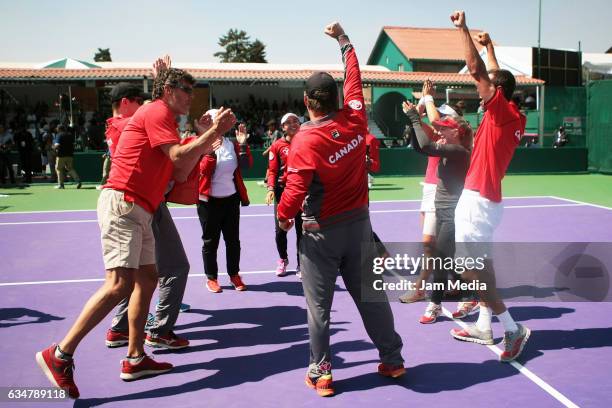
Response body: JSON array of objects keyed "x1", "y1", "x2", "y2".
[{"x1": 419, "y1": 95, "x2": 434, "y2": 105}]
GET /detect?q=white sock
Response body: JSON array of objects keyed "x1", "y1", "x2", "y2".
[
  {"x1": 126, "y1": 355, "x2": 145, "y2": 365},
  {"x1": 475, "y1": 306, "x2": 492, "y2": 331},
  {"x1": 54, "y1": 345, "x2": 72, "y2": 361},
  {"x1": 497, "y1": 311, "x2": 519, "y2": 333}
]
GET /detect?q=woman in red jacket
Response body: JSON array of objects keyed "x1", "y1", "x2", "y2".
[
  {"x1": 266, "y1": 112, "x2": 303, "y2": 277},
  {"x1": 197, "y1": 111, "x2": 253, "y2": 293}
]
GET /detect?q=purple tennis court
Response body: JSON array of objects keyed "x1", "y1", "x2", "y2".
[{"x1": 1, "y1": 196, "x2": 611, "y2": 407}]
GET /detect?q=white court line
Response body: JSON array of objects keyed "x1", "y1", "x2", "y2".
[
  {"x1": 383, "y1": 266, "x2": 580, "y2": 408},
  {"x1": 0, "y1": 203, "x2": 588, "y2": 226},
  {"x1": 548, "y1": 195, "x2": 612, "y2": 211},
  {"x1": 0, "y1": 195, "x2": 553, "y2": 215},
  {"x1": 0, "y1": 270, "x2": 276, "y2": 287}
]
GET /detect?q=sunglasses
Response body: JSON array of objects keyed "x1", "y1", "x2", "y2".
[{"x1": 174, "y1": 84, "x2": 194, "y2": 95}]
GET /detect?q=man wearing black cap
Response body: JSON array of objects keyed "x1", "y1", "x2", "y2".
[
  {"x1": 104, "y1": 82, "x2": 148, "y2": 168},
  {"x1": 97, "y1": 82, "x2": 148, "y2": 189},
  {"x1": 277, "y1": 22, "x2": 405, "y2": 397}
]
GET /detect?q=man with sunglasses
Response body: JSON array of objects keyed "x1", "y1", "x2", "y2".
[{"x1": 36, "y1": 65, "x2": 235, "y2": 398}]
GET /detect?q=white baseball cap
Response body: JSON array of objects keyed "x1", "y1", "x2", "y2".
[
  {"x1": 280, "y1": 112, "x2": 300, "y2": 125},
  {"x1": 206, "y1": 109, "x2": 219, "y2": 120},
  {"x1": 437, "y1": 104, "x2": 458, "y2": 117}
]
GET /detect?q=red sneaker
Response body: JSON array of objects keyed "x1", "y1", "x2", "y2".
[
  {"x1": 452, "y1": 301, "x2": 480, "y2": 319},
  {"x1": 35, "y1": 344, "x2": 79, "y2": 399},
  {"x1": 377, "y1": 363, "x2": 406, "y2": 378},
  {"x1": 206, "y1": 279, "x2": 222, "y2": 293},
  {"x1": 120, "y1": 355, "x2": 173, "y2": 381},
  {"x1": 105, "y1": 329, "x2": 129, "y2": 348},
  {"x1": 305, "y1": 373, "x2": 334, "y2": 397},
  {"x1": 419, "y1": 302, "x2": 442, "y2": 324},
  {"x1": 500, "y1": 324, "x2": 531, "y2": 362},
  {"x1": 230, "y1": 275, "x2": 247, "y2": 291},
  {"x1": 145, "y1": 331, "x2": 189, "y2": 350}
]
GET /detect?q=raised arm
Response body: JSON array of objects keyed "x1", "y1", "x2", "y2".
[
  {"x1": 235, "y1": 123, "x2": 253, "y2": 170},
  {"x1": 325, "y1": 22, "x2": 367, "y2": 126},
  {"x1": 420, "y1": 79, "x2": 441, "y2": 123},
  {"x1": 451, "y1": 11, "x2": 496, "y2": 103},
  {"x1": 474, "y1": 32, "x2": 500, "y2": 70}
]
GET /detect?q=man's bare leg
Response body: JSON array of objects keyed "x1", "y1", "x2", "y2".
[
  {"x1": 127, "y1": 263, "x2": 159, "y2": 357},
  {"x1": 59, "y1": 268, "x2": 135, "y2": 354}
]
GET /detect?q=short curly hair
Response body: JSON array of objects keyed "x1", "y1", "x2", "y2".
[{"x1": 152, "y1": 68, "x2": 195, "y2": 100}]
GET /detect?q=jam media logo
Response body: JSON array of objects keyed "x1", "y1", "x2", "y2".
[
  {"x1": 331, "y1": 129, "x2": 340, "y2": 139},
  {"x1": 553, "y1": 243, "x2": 610, "y2": 302}
]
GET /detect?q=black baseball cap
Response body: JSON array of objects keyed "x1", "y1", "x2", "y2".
[
  {"x1": 109, "y1": 82, "x2": 149, "y2": 102},
  {"x1": 305, "y1": 71, "x2": 338, "y2": 100}
]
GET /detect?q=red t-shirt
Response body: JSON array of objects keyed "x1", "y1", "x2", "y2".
[
  {"x1": 424, "y1": 156, "x2": 440, "y2": 184},
  {"x1": 464, "y1": 89, "x2": 526, "y2": 202},
  {"x1": 365, "y1": 133, "x2": 380, "y2": 173},
  {"x1": 105, "y1": 100, "x2": 180, "y2": 213},
  {"x1": 105, "y1": 116, "x2": 130, "y2": 157},
  {"x1": 267, "y1": 137, "x2": 291, "y2": 188},
  {"x1": 277, "y1": 42, "x2": 369, "y2": 229}
]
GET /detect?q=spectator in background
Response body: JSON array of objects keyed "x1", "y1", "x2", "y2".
[
  {"x1": 552, "y1": 126, "x2": 568, "y2": 148},
  {"x1": 54, "y1": 125, "x2": 82, "y2": 189},
  {"x1": 42, "y1": 124, "x2": 57, "y2": 182},
  {"x1": 264, "y1": 119, "x2": 282, "y2": 148},
  {"x1": 181, "y1": 122, "x2": 196, "y2": 139},
  {"x1": 454, "y1": 100, "x2": 467, "y2": 116},
  {"x1": 13, "y1": 125, "x2": 34, "y2": 184},
  {"x1": 0, "y1": 124, "x2": 16, "y2": 185}
]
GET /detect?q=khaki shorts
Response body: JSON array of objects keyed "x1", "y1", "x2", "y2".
[{"x1": 97, "y1": 189, "x2": 155, "y2": 270}]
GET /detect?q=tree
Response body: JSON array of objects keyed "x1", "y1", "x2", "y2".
[
  {"x1": 214, "y1": 29, "x2": 267, "y2": 63},
  {"x1": 94, "y1": 48, "x2": 112, "y2": 62}
]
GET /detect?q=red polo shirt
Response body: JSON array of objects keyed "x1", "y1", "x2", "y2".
[
  {"x1": 105, "y1": 99, "x2": 180, "y2": 213},
  {"x1": 464, "y1": 89, "x2": 526, "y2": 202}
]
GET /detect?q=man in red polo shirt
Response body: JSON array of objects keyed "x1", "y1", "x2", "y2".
[
  {"x1": 278, "y1": 22, "x2": 404, "y2": 397},
  {"x1": 448, "y1": 10, "x2": 529, "y2": 362},
  {"x1": 36, "y1": 67, "x2": 235, "y2": 398}
]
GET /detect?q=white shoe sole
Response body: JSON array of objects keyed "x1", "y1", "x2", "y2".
[
  {"x1": 120, "y1": 368, "x2": 172, "y2": 381},
  {"x1": 144, "y1": 339, "x2": 189, "y2": 350},
  {"x1": 450, "y1": 330, "x2": 494, "y2": 345},
  {"x1": 105, "y1": 340, "x2": 128, "y2": 348},
  {"x1": 35, "y1": 352, "x2": 61, "y2": 390}
]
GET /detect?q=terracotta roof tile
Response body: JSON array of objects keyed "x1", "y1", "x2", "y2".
[
  {"x1": 0, "y1": 67, "x2": 543, "y2": 86},
  {"x1": 382, "y1": 26, "x2": 487, "y2": 61}
]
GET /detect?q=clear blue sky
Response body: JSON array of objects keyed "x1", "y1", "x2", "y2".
[{"x1": 3, "y1": 0, "x2": 610, "y2": 64}]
